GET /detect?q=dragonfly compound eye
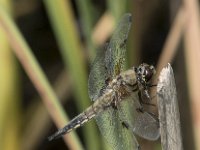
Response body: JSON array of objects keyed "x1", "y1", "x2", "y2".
[
  {"x1": 136, "y1": 63, "x2": 155, "y2": 84},
  {"x1": 143, "y1": 64, "x2": 155, "y2": 82}
]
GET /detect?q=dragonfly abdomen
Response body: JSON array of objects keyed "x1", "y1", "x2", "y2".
[
  {"x1": 48, "y1": 110, "x2": 95, "y2": 141},
  {"x1": 48, "y1": 104, "x2": 102, "y2": 141}
]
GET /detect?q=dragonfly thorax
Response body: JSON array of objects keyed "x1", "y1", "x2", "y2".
[
  {"x1": 118, "y1": 68, "x2": 137, "y2": 86},
  {"x1": 107, "y1": 69, "x2": 138, "y2": 101}
]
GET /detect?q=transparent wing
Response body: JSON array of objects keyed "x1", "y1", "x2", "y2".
[
  {"x1": 118, "y1": 92, "x2": 160, "y2": 141},
  {"x1": 88, "y1": 14, "x2": 136, "y2": 150},
  {"x1": 88, "y1": 47, "x2": 107, "y2": 101},
  {"x1": 105, "y1": 13, "x2": 132, "y2": 78},
  {"x1": 88, "y1": 13, "x2": 132, "y2": 100},
  {"x1": 95, "y1": 107, "x2": 139, "y2": 150}
]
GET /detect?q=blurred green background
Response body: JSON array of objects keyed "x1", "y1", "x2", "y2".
[{"x1": 0, "y1": 0, "x2": 200, "y2": 150}]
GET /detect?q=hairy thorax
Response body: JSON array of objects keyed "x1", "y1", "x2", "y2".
[{"x1": 108, "y1": 68, "x2": 138, "y2": 105}]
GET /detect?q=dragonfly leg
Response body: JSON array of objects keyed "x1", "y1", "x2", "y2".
[
  {"x1": 110, "y1": 91, "x2": 121, "y2": 110},
  {"x1": 136, "y1": 95, "x2": 159, "y2": 122},
  {"x1": 147, "y1": 83, "x2": 157, "y2": 87},
  {"x1": 136, "y1": 106, "x2": 144, "y2": 113},
  {"x1": 138, "y1": 90, "x2": 156, "y2": 107}
]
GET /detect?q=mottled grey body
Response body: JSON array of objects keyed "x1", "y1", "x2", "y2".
[{"x1": 48, "y1": 69, "x2": 137, "y2": 141}]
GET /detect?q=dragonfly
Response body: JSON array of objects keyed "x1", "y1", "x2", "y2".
[{"x1": 48, "y1": 13, "x2": 160, "y2": 149}]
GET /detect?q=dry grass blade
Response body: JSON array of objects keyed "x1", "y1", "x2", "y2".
[
  {"x1": 157, "y1": 64, "x2": 183, "y2": 150},
  {"x1": 22, "y1": 71, "x2": 72, "y2": 150},
  {"x1": 156, "y1": 7, "x2": 186, "y2": 75},
  {"x1": 92, "y1": 12, "x2": 114, "y2": 46},
  {"x1": 183, "y1": 0, "x2": 200, "y2": 149}
]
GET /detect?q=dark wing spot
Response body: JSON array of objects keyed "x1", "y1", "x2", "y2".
[
  {"x1": 122, "y1": 121, "x2": 129, "y2": 129},
  {"x1": 119, "y1": 39, "x2": 127, "y2": 48}
]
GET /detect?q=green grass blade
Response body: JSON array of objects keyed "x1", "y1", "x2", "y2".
[
  {"x1": 43, "y1": 1, "x2": 100, "y2": 150},
  {"x1": 0, "y1": 6, "x2": 83, "y2": 150},
  {"x1": 75, "y1": 0, "x2": 96, "y2": 60},
  {"x1": 107, "y1": 0, "x2": 128, "y2": 20}
]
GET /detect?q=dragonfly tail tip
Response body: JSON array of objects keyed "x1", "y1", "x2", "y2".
[{"x1": 47, "y1": 135, "x2": 54, "y2": 141}]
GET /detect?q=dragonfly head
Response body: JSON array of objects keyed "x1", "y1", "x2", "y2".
[{"x1": 135, "y1": 63, "x2": 156, "y2": 86}]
